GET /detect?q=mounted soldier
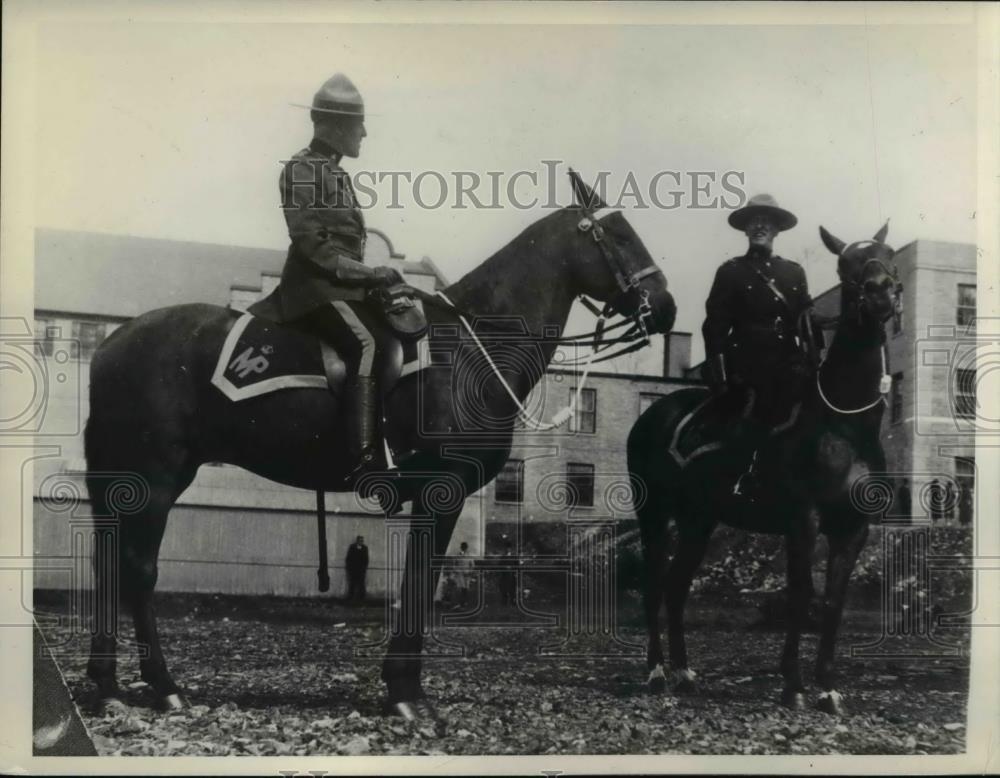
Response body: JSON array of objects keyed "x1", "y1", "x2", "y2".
[
  {"x1": 702, "y1": 194, "x2": 821, "y2": 498},
  {"x1": 249, "y1": 73, "x2": 405, "y2": 482}
]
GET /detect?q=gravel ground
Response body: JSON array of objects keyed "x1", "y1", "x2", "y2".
[{"x1": 37, "y1": 593, "x2": 969, "y2": 756}]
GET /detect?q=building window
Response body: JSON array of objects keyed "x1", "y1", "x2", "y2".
[
  {"x1": 494, "y1": 459, "x2": 524, "y2": 504},
  {"x1": 957, "y1": 284, "x2": 976, "y2": 327},
  {"x1": 565, "y1": 463, "x2": 595, "y2": 508},
  {"x1": 953, "y1": 368, "x2": 976, "y2": 420},
  {"x1": 639, "y1": 392, "x2": 665, "y2": 416},
  {"x1": 70, "y1": 320, "x2": 108, "y2": 360},
  {"x1": 892, "y1": 300, "x2": 903, "y2": 335},
  {"x1": 33, "y1": 319, "x2": 59, "y2": 357},
  {"x1": 570, "y1": 387, "x2": 596, "y2": 434},
  {"x1": 890, "y1": 372, "x2": 904, "y2": 424}
]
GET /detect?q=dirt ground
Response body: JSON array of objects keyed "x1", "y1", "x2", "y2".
[{"x1": 36, "y1": 591, "x2": 970, "y2": 756}]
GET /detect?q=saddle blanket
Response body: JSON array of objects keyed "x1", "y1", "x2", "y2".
[{"x1": 210, "y1": 313, "x2": 424, "y2": 402}]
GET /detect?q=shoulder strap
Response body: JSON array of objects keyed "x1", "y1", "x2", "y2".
[{"x1": 746, "y1": 263, "x2": 790, "y2": 309}]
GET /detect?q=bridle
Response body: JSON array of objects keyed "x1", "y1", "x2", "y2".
[
  {"x1": 836, "y1": 242, "x2": 903, "y2": 322},
  {"x1": 575, "y1": 206, "x2": 665, "y2": 340},
  {"x1": 818, "y1": 242, "x2": 902, "y2": 414},
  {"x1": 430, "y1": 205, "x2": 668, "y2": 431}
]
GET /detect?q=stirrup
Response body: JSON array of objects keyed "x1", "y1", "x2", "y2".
[{"x1": 344, "y1": 446, "x2": 383, "y2": 485}]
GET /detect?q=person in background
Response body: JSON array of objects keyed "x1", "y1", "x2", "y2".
[
  {"x1": 896, "y1": 478, "x2": 912, "y2": 523},
  {"x1": 958, "y1": 483, "x2": 973, "y2": 526},
  {"x1": 928, "y1": 478, "x2": 943, "y2": 523},
  {"x1": 944, "y1": 480, "x2": 956, "y2": 522},
  {"x1": 453, "y1": 541, "x2": 475, "y2": 609},
  {"x1": 498, "y1": 538, "x2": 517, "y2": 608},
  {"x1": 344, "y1": 534, "x2": 369, "y2": 603}
]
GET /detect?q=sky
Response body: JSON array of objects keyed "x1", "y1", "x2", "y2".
[{"x1": 31, "y1": 11, "x2": 981, "y2": 362}]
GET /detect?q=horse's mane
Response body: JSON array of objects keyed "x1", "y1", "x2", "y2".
[{"x1": 446, "y1": 209, "x2": 570, "y2": 287}]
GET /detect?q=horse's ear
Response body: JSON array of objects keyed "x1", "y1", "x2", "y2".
[
  {"x1": 873, "y1": 220, "x2": 890, "y2": 244},
  {"x1": 819, "y1": 225, "x2": 846, "y2": 256},
  {"x1": 568, "y1": 168, "x2": 607, "y2": 211}
]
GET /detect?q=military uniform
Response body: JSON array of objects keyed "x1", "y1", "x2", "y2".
[
  {"x1": 700, "y1": 193, "x2": 817, "y2": 498},
  {"x1": 703, "y1": 252, "x2": 813, "y2": 424},
  {"x1": 249, "y1": 73, "x2": 400, "y2": 480},
  {"x1": 250, "y1": 138, "x2": 369, "y2": 322},
  {"x1": 249, "y1": 136, "x2": 393, "y2": 386}
]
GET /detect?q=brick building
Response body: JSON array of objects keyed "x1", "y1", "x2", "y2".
[{"x1": 32, "y1": 228, "x2": 697, "y2": 597}]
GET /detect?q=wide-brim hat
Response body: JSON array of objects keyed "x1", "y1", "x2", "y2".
[
  {"x1": 290, "y1": 73, "x2": 366, "y2": 117},
  {"x1": 728, "y1": 193, "x2": 798, "y2": 232}
]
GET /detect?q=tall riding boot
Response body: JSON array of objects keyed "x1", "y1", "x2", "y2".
[{"x1": 345, "y1": 375, "x2": 382, "y2": 483}]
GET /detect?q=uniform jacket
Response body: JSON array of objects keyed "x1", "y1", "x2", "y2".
[
  {"x1": 248, "y1": 138, "x2": 367, "y2": 322},
  {"x1": 702, "y1": 253, "x2": 813, "y2": 385}
]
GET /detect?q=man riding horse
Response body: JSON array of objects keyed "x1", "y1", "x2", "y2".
[
  {"x1": 249, "y1": 73, "x2": 402, "y2": 482},
  {"x1": 702, "y1": 194, "x2": 822, "y2": 498}
]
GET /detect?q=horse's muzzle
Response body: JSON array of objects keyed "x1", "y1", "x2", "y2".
[{"x1": 645, "y1": 289, "x2": 677, "y2": 334}]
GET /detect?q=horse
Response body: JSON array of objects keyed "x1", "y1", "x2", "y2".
[
  {"x1": 626, "y1": 223, "x2": 901, "y2": 716},
  {"x1": 83, "y1": 171, "x2": 676, "y2": 719}
]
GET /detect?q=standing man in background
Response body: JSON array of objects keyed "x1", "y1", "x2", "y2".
[
  {"x1": 344, "y1": 535, "x2": 369, "y2": 604},
  {"x1": 897, "y1": 478, "x2": 912, "y2": 523},
  {"x1": 498, "y1": 538, "x2": 517, "y2": 608},
  {"x1": 453, "y1": 542, "x2": 475, "y2": 609}
]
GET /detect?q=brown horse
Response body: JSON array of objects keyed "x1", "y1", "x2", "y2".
[
  {"x1": 83, "y1": 172, "x2": 676, "y2": 719},
  {"x1": 627, "y1": 223, "x2": 901, "y2": 715}
]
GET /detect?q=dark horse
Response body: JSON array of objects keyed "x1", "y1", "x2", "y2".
[
  {"x1": 627, "y1": 223, "x2": 901, "y2": 715},
  {"x1": 84, "y1": 172, "x2": 676, "y2": 718}
]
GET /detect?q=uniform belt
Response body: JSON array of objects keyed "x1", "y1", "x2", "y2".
[{"x1": 740, "y1": 320, "x2": 792, "y2": 335}]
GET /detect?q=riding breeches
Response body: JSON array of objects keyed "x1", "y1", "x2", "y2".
[{"x1": 300, "y1": 300, "x2": 392, "y2": 379}]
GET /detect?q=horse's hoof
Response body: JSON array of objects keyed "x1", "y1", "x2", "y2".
[
  {"x1": 98, "y1": 697, "x2": 129, "y2": 715},
  {"x1": 816, "y1": 690, "x2": 847, "y2": 716},
  {"x1": 780, "y1": 689, "x2": 807, "y2": 711},
  {"x1": 647, "y1": 664, "x2": 667, "y2": 694},
  {"x1": 384, "y1": 699, "x2": 440, "y2": 725},
  {"x1": 671, "y1": 668, "x2": 698, "y2": 695},
  {"x1": 674, "y1": 678, "x2": 698, "y2": 695},
  {"x1": 160, "y1": 693, "x2": 185, "y2": 711}
]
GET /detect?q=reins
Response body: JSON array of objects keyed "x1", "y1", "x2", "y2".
[
  {"x1": 436, "y1": 289, "x2": 650, "y2": 431},
  {"x1": 816, "y1": 345, "x2": 890, "y2": 415},
  {"x1": 411, "y1": 205, "x2": 658, "y2": 432}
]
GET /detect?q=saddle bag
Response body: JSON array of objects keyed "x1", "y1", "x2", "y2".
[{"x1": 371, "y1": 283, "x2": 428, "y2": 342}]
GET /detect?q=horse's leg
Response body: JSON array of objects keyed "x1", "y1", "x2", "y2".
[
  {"x1": 664, "y1": 524, "x2": 713, "y2": 694},
  {"x1": 86, "y1": 476, "x2": 121, "y2": 704},
  {"x1": 123, "y1": 471, "x2": 195, "y2": 709},
  {"x1": 779, "y1": 519, "x2": 817, "y2": 710},
  {"x1": 638, "y1": 506, "x2": 670, "y2": 693},
  {"x1": 815, "y1": 523, "x2": 869, "y2": 716},
  {"x1": 381, "y1": 488, "x2": 463, "y2": 719}
]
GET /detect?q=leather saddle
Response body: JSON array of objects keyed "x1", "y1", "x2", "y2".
[{"x1": 668, "y1": 388, "x2": 801, "y2": 471}]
